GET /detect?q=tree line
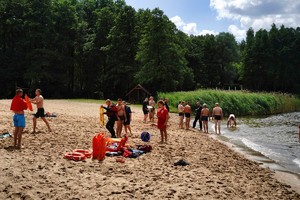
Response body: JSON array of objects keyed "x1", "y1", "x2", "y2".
[{"x1": 1, "y1": 0, "x2": 299, "y2": 99}]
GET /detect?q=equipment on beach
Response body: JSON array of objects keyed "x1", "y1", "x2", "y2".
[
  {"x1": 92, "y1": 133, "x2": 106, "y2": 161},
  {"x1": 25, "y1": 94, "x2": 33, "y2": 111},
  {"x1": 0, "y1": 132, "x2": 12, "y2": 138},
  {"x1": 140, "y1": 131, "x2": 150, "y2": 142},
  {"x1": 99, "y1": 107, "x2": 104, "y2": 127},
  {"x1": 73, "y1": 149, "x2": 92, "y2": 158},
  {"x1": 64, "y1": 152, "x2": 86, "y2": 161}
]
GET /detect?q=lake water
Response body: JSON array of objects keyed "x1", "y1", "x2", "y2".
[{"x1": 206, "y1": 112, "x2": 300, "y2": 175}]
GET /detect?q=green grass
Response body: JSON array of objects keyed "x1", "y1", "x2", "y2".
[{"x1": 158, "y1": 90, "x2": 300, "y2": 116}]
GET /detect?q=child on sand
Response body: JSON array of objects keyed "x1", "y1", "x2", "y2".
[
  {"x1": 157, "y1": 100, "x2": 170, "y2": 143},
  {"x1": 123, "y1": 101, "x2": 132, "y2": 136},
  {"x1": 30, "y1": 89, "x2": 52, "y2": 133},
  {"x1": 10, "y1": 89, "x2": 27, "y2": 149}
]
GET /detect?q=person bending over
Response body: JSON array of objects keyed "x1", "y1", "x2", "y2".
[{"x1": 227, "y1": 114, "x2": 237, "y2": 128}]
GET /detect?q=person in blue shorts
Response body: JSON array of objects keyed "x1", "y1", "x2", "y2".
[{"x1": 10, "y1": 89, "x2": 27, "y2": 149}]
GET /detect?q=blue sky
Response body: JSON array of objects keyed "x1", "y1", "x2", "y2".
[{"x1": 125, "y1": 0, "x2": 300, "y2": 41}]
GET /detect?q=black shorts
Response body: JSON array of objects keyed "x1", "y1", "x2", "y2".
[
  {"x1": 179, "y1": 112, "x2": 184, "y2": 116},
  {"x1": 124, "y1": 119, "x2": 130, "y2": 126},
  {"x1": 214, "y1": 115, "x2": 221, "y2": 120},
  {"x1": 185, "y1": 113, "x2": 191, "y2": 118},
  {"x1": 34, "y1": 108, "x2": 45, "y2": 118},
  {"x1": 201, "y1": 116, "x2": 208, "y2": 121},
  {"x1": 143, "y1": 109, "x2": 148, "y2": 115},
  {"x1": 118, "y1": 115, "x2": 125, "y2": 121}
]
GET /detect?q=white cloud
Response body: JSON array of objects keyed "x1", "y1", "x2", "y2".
[
  {"x1": 210, "y1": 0, "x2": 300, "y2": 40},
  {"x1": 170, "y1": 16, "x2": 218, "y2": 36},
  {"x1": 228, "y1": 25, "x2": 246, "y2": 41}
]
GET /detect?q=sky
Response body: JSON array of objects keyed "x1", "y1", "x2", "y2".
[{"x1": 125, "y1": 0, "x2": 300, "y2": 41}]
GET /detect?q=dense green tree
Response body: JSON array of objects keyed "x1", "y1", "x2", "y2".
[{"x1": 135, "y1": 8, "x2": 191, "y2": 93}]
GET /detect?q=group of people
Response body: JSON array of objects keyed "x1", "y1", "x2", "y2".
[
  {"x1": 178, "y1": 100, "x2": 236, "y2": 134},
  {"x1": 9, "y1": 88, "x2": 52, "y2": 150},
  {"x1": 142, "y1": 96, "x2": 170, "y2": 143},
  {"x1": 101, "y1": 98, "x2": 132, "y2": 138}
]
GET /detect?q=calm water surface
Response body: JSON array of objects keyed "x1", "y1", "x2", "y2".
[{"x1": 208, "y1": 112, "x2": 300, "y2": 174}]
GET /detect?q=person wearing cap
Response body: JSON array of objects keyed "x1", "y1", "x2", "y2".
[
  {"x1": 10, "y1": 89, "x2": 27, "y2": 149},
  {"x1": 227, "y1": 114, "x2": 236, "y2": 128},
  {"x1": 212, "y1": 103, "x2": 223, "y2": 134},
  {"x1": 200, "y1": 103, "x2": 210, "y2": 133}
]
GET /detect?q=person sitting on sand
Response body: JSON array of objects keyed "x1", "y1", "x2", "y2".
[
  {"x1": 201, "y1": 103, "x2": 210, "y2": 133},
  {"x1": 227, "y1": 114, "x2": 236, "y2": 128},
  {"x1": 10, "y1": 89, "x2": 27, "y2": 149},
  {"x1": 184, "y1": 102, "x2": 192, "y2": 130},
  {"x1": 30, "y1": 89, "x2": 52, "y2": 133},
  {"x1": 212, "y1": 103, "x2": 223, "y2": 134},
  {"x1": 157, "y1": 100, "x2": 170, "y2": 143}
]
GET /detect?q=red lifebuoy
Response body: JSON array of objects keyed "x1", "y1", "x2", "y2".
[
  {"x1": 64, "y1": 152, "x2": 86, "y2": 161},
  {"x1": 73, "y1": 149, "x2": 92, "y2": 158}
]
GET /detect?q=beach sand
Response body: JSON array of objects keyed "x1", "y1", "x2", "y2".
[{"x1": 0, "y1": 99, "x2": 299, "y2": 200}]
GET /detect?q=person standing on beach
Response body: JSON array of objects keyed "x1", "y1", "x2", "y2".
[
  {"x1": 178, "y1": 101, "x2": 184, "y2": 129},
  {"x1": 201, "y1": 103, "x2": 210, "y2": 133},
  {"x1": 157, "y1": 100, "x2": 170, "y2": 143},
  {"x1": 193, "y1": 101, "x2": 203, "y2": 131},
  {"x1": 10, "y1": 89, "x2": 27, "y2": 149},
  {"x1": 101, "y1": 99, "x2": 117, "y2": 138},
  {"x1": 212, "y1": 103, "x2": 223, "y2": 134},
  {"x1": 30, "y1": 89, "x2": 52, "y2": 133},
  {"x1": 184, "y1": 102, "x2": 192, "y2": 130},
  {"x1": 142, "y1": 97, "x2": 149, "y2": 123},
  {"x1": 148, "y1": 96, "x2": 156, "y2": 122},
  {"x1": 116, "y1": 98, "x2": 126, "y2": 138},
  {"x1": 164, "y1": 98, "x2": 170, "y2": 112},
  {"x1": 123, "y1": 101, "x2": 132, "y2": 136}
]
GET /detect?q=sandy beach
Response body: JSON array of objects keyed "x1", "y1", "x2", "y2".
[{"x1": 0, "y1": 99, "x2": 300, "y2": 200}]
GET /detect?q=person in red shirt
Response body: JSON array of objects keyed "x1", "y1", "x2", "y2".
[
  {"x1": 157, "y1": 100, "x2": 170, "y2": 144},
  {"x1": 10, "y1": 89, "x2": 27, "y2": 149}
]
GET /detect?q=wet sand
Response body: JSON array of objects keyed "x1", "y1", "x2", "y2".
[{"x1": 0, "y1": 99, "x2": 300, "y2": 199}]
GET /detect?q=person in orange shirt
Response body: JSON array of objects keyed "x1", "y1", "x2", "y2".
[{"x1": 10, "y1": 89, "x2": 27, "y2": 149}]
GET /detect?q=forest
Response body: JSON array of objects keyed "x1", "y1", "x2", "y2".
[{"x1": 1, "y1": 0, "x2": 300, "y2": 99}]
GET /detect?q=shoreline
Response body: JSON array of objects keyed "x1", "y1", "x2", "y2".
[
  {"x1": 209, "y1": 133, "x2": 300, "y2": 194},
  {"x1": 1, "y1": 99, "x2": 300, "y2": 199}
]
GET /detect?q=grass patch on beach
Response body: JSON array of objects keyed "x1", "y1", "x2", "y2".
[{"x1": 158, "y1": 90, "x2": 300, "y2": 116}]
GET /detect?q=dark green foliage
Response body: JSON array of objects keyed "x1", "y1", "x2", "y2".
[{"x1": 0, "y1": 1, "x2": 300, "y2": 99}]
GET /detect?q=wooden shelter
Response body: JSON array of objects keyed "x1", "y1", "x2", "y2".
[{"x1": 126, "y1": 84, "x2": 151, "y2": 104}]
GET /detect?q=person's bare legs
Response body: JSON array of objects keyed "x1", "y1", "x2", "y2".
[
  {"x1": 214, "y1": 120, "x2": 218, "y2": 134},
  {"x1": 217, "y1": 120, "x2": 221, "y2": 134},
  {"x1": 32, "y1": 117, "x2": 37, "y2": 133},
  {"x1": 13, "y1": 127, "x2": 19, "y2": 147},
  {"x1": 16, "y1": 127, "x2": 23, "y2": 149},
  {"x1": 41, "y1": 117, "x2": 51, "y2": 132},
  {"x1": 160, "y1": 130, "x2": 164, "y2": 143},
  {"x1": 143, "y1": 114, "x2": 148, "y2": 123},
  {"x1": 164, "y1": 130, "x2": 167, "y2": 143}
]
